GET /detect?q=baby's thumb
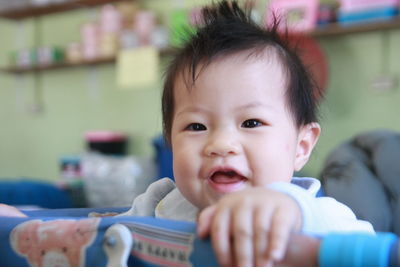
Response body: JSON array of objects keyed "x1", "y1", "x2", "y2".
[{"x1": 196, "y1": 205, "x2": 217, "y2": 239}]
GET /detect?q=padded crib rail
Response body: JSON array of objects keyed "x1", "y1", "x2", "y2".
[
  {"x1": 1, "y1": 207, "x2": 216, "y2": 267},
  {"x1": 1, "y1": 207, "x2": 399, "y2": 267}
]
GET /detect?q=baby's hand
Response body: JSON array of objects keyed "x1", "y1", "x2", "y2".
[
  {"x1": 0, "y1": 204, "x2": 27, "y2": 217},
  {"x1": 197, "y1": 187, "x2": 302, "y2": 267}
]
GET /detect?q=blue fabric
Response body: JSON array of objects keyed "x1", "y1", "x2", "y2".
[
  {"x1": 0, "y1": 179, "x2": 73, "y2": 209},
  {"x1": 23, "y1": 207, "x2": 129, "y2": 217},
  {"x1": 316, "y1": 186, "x2": 325, "y2": 197},
  {"x1": 319, "y1": 232, "x2": 397, "y2": 267},
  {"x1": 153, "y1": 136, "x2": 174, "y2": 180}
]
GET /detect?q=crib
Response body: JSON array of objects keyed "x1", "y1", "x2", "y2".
[
  {"x1": 1, "y1": 207, "x2": 398, "y2": 267},
  {"x1": 1, "y1": 207, "x2": 216, "y2": 267}
]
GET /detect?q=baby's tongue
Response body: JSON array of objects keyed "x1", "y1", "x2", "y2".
[{"x1": 212, "y1": 171, "x2": 243, "y2": 184}]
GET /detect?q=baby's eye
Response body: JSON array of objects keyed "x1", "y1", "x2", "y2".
[
  {"x1": 186, "y1": 123, "x2": 207, "y2": 131},
  {"x1": 241, "y1": 119, "x2": 263, "y2": 128}
]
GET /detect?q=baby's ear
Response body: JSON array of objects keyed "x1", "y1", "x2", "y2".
[{"x1": 294, "y1": 122, "x2": 321, "y2": 171}]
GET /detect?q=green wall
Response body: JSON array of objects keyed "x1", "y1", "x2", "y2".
[
  {"x1": 1, "y1": 0, "x2": 400, "y2": 181},
  {"x1": 0, "y1": 8, "x2": 165, "y2": 181},
  {"x1": 305, "y1": 31, "x2": 400, "y2": 176}
]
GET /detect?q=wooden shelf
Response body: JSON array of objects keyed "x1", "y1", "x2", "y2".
[
  {"x1": 0, "y1": 48, "x2": 174, "y2": 74},
  {"x1": 2, "y1": 0, "x2": 400, "y2": 74},
  {"x1": 311, "y1": 17, "x2": 400, "y2": 37},
  {"x1": 0, "y1": 1, "x2": 398, "y2": 33},
  {"x1": 0, "y1": 57, "x2": 115, "y2": 74},
  {"x1": 0, "y1": 0, "x2": 125, "y2": 20}
]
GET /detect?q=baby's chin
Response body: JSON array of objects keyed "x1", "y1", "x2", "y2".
[{"x1": 186, "y1": 187, "x2": 241, "y2": 210}]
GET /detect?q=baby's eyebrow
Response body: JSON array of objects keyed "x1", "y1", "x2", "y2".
[
  {"x1": 175, "y1": 106, "x2": 211, "y2": 118},
  {"x1": 237, "y1": 101, "x2": 274, "y2": 111},
  {"x1": 174, "y1": 102, "x2": 276, "y2": 118}
]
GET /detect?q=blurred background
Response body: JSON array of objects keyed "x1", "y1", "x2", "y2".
[{"x1": 0, "y1": 0, "x2": 399, "y2": 212}]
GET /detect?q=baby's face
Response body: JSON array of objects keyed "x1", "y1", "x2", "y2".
[{"x1": 170, "y1": 52, "x2": 318, "y2": 209}]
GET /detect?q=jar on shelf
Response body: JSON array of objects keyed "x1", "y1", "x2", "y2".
[
  {"x1": 134, "y1": 10, "x2": 156, "y2": 46},
  {"x1": 66, "y1": 42, "x2": 83, "y2": 63},
  {"x1": 81, "y1": 22, "x2": 100, "y2": 60},
  {"x1": 100, "y1": 4, "x2": 122, "y2": 34},
  {"x1": 37, "y1": 46, "x2": 64, "y2": 66}
]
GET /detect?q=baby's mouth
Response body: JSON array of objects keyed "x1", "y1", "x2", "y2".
[
  {"x1": 210, "y1": 170, "x2": 246, "y2": 184},
  {"x1": 208, "y1": 169, "x2": 247, "y2": 193}
]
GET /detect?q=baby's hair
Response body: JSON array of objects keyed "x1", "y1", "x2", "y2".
[{"x1": 162, "y1": 0, "x2": 319, "y2": 143}]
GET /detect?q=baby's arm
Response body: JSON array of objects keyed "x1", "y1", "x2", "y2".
[
  {"x1": 197, "y1": 181, "x2": 375, "y2": 267},
  {"x1": 268, "y1": 182, "x2": 374, "y2": 233},
  {"x1": 0, "y1": 203, "x2": 27, "y2": 217},
  {"x1": 197, "y1": 187, "x2": 302, "y2": 267}
]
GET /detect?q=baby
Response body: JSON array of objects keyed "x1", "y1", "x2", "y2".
[
  {"x1": 1, "y1": 1, "x2": 373, "y2": 266},
  {"x1": 118, "y1": 1, "x2": 373, "y2": 266}
]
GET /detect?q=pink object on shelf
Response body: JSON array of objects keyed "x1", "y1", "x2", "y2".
[
  {"x1": 82, "y1": 43, "x2": 98, "y2": 60},
  {"x1": 134, "y1": 10, "x2": 156, "y2": 45},
  {"x1": 189, "y1": 7, "x2": 203, "y2": 26},
  {"x1": 266, "y1": 0, "x2": 319, "y2": 32},
  {"x1": 339, "y1": 0, "x2": 399, "y2": 12},
  {"x1": 81, "y1": 22, "x2": 100, "y2": 59},
  {"x1": 85, "y1": 131, "x2": 127, "y2": 142},
  {"x1": 81, "y1": 22, "x2": 100, "y2": 45},
  {"x1": 100, "y1": 4, "x2": 122, "y2": 34}
]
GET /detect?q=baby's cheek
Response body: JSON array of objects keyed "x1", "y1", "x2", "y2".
[
  {"x1": 173, "y1": 152, "x2": 194, "y2": 178},
  {"x1": 175, "y1": 173, "x2": 205, "y2": 207}
]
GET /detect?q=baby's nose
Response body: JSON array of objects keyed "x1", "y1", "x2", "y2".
[{"x1": 204, "y1": 133, "x2": 240, "y2": 157}]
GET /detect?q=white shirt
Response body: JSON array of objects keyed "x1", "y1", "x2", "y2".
[{"x1": 119, "y1": 177, "x2": 374, "y2": 234}]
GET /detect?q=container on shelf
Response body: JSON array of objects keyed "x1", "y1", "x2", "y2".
[
  {"x1": 60, "y1": 155, "x2": 82, "y2": 179},
  {"x1": 116, "y1": 1, "x2": 139, "y2": 28},
  {"x1": 15, "y1": 49, "x2": 36, "y2": 68},
  {"x1": 100, "y1": 4, "x2": 122, "y2": 34},
  {"x1": 99, "y1": 32, "x2": 119, "y2": 57},
  {"x1": 37, "y1": 46, "x2": 64, "y2": 66},
  {"x1": 119, "y1": 29, "x2": 139, "y2": 49},
  {"x1": 339, "y1": 0, "x2": 399, "y2": 13},
  {"x1": 338, "y1": 6, "x2": 398, "y2": 24},
  {"x1": 81, "y1": 22, "x2": 100, "y2": 60},
  {"x1": 266, "y1": 0, "x2": 320, "y2": 32},
  {"x1": 337, "y1": 0, "x2": 399, "y2": 24},
  {"x1": 85, "y1": 131, "x2": 128, "y2": 156},
  {"x1": 317, "y1": 3, "x2": 338, "y2": 25},
  {"x1": 134, "y1": 10, "x2": 156, "y2": 46},
  {"x1": 66, "y1": 42, "x2": 83, "y2": 63},
  {"x1": 150, "y1": 25, "x2": 169, "y2": 49}
]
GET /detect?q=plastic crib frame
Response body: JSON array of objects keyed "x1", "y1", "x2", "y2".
[
  {"x1": 1, "y1": 207, "x2": 399, "y2": 267},
  {"x1": 0, "y1": 207, "x2": 217, "y2": 267}
]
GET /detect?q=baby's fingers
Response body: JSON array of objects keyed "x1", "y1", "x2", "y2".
[
  {"x1": 197, "y1": 205, "x2": 217, "y2": 238},
  {"x1": 211, "y1": 207, "x2": 233, "y2": 267},
  {"x1": 233, "y1": 206, "x2": 254, "y2": 267},
  {"x1": 254, "y1": 207, "x2": 273, "y2": 267},
  {"x1": 0, "y1": 204, "x2": 26, "y2": 217},
  {"x1": 268, "y1": 209, "x2": 295, "y2": 262}
]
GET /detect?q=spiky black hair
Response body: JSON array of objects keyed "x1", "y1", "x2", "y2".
[{"x1": 162, "y1": 0, "x2": 319, "y2": 143}]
